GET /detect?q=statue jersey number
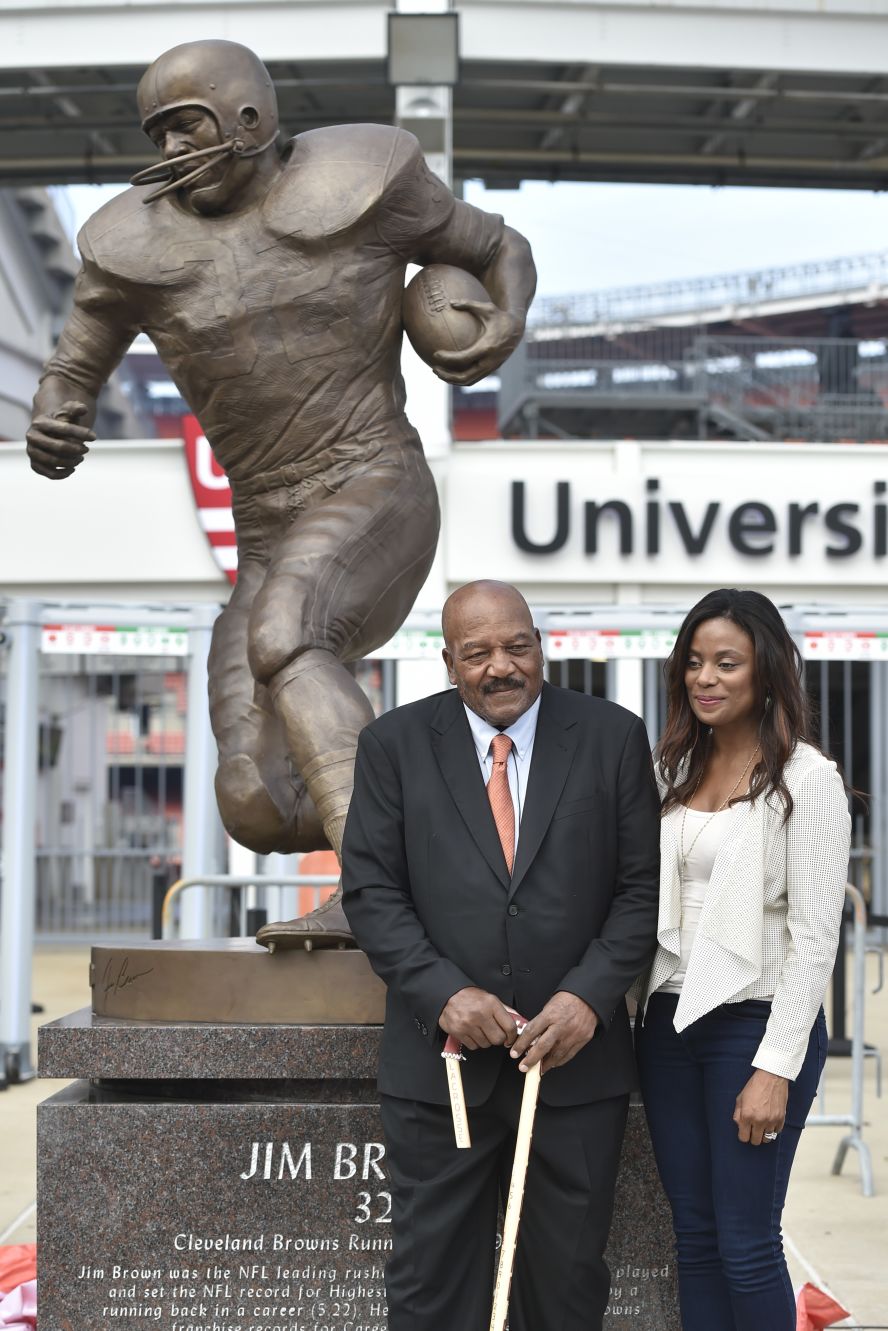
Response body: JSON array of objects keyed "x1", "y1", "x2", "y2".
[{"x1": 46, "y1": 124, "x2": 504, "y2": 485}]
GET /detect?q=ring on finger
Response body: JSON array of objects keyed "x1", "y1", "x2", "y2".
[{"x1": 763, "y1": 1130, "x2": 779, "y2": 1141}]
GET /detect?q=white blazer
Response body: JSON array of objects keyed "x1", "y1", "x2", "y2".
[{"x1": 637, "y1": 742, "x2": 851, "y2": 1081}]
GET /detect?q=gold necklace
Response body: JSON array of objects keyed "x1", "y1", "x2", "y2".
[{"x1": 679, "y1": 745, "x2": 759, "y2": 877}]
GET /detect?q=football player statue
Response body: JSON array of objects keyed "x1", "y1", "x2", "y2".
[{"x1": 26, "y1": 39, "x2": 536, "y2": 950}]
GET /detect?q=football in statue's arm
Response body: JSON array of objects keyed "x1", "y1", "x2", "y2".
[{"x1": 402, "y1": 264, "x2": 489, "y2": 367}]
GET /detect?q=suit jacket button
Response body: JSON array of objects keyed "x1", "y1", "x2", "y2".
[
  {"x1": 508, "y1": 905, "x2": 519, "y2": 917},
  {"x1": 501, "y1": 964, "x2": 512, "y2": 976}
]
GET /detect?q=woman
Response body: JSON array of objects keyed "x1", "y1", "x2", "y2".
[{"x1": 635, "y1": 588, "x2": 851, "y2": 1331}]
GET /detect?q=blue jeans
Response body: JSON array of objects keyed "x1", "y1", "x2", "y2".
[{"x1": 635, "y1": 993, "x2": 827, "y2": 1331}]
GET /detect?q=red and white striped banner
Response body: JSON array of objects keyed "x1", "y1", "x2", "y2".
[{"x1": 183, "y1": 414, "x2": 237, "y2": 584}]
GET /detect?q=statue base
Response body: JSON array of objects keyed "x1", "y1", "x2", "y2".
[
  {"x1": 38, "y1": 1007, "x2": 679, "y2": 1331},
  {"x1": 90, "y1": 938, "x2": 386, "y2": 1023}
]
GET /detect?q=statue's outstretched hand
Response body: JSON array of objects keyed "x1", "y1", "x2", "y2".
[
  {"x1": 27, "y1": 400, "x2": 95, "y2": 480},
  {"x1": 433, "y1": 300, "x2": 523, "y2": 386}
]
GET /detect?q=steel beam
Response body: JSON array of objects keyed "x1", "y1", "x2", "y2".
[
  {"x1": 0, "y1": 600, "x2": 41, "y2": 1083},
  {"x1": 179, "y1": 604, "x2": 224, "y2": 940}
]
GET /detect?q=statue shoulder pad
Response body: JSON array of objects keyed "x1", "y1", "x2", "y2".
[
  {"x1": 264, "y1": 124, "x2": 421, "y2": 240},
  {"x1": 77, "y1": 186, "x2": 177, "y2": 281}
]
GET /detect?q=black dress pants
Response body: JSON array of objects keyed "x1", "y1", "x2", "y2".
[{"x1": 380, "y1": 1053, "x2": 629, "y2": 1331}]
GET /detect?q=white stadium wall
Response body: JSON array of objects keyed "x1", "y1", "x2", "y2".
[{"x1": 4, "y1": 436, "x2": 888, "y2": 608}]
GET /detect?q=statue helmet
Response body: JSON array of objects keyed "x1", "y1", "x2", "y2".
[{"x1": 137, "y1": 39, "x2": 279, "y2": 157}]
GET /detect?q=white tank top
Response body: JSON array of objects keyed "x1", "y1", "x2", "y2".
[{"x1": 659, "y1": 806, "x2": 732, "y2": 996}]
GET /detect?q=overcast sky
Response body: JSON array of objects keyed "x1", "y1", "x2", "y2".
[
  {"x1": 62, "y1": 178, "x2": 888, "y2": 298},
  {"x1": 463, "y1": 180, "x2": 888, "y2": 296}
]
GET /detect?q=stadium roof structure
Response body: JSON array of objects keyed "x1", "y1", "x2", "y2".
[
  {"x1": 3, "y1": 0, "x2": 888, "y2": 191},
  {"x1": 3, "y1": 56, "x2": 888, "y2": 192},
  {"x1": 529, "y1": 251, "x2": 888, "y2": 341}
]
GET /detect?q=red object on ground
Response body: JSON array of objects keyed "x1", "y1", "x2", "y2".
[
  {"x1": 0, "y1": 1246, "x2": 36, "y2": 1296},
  {"x1": 796, "y1": 1282, "x2": 851, "y2": 1330}
]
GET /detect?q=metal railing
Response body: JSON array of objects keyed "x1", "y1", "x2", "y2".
[
  {"x1": 500, "y1": 332, "x2": 888, "y2": 442},
  {"x1": 161, "y1": 873, "x2": 339, "y2": 940},
  {"x1": 806, "y1": 883, "x2": 875, "y2": 1198},
  {"x1": 35, "y1": 848, "x2": 181, "y2": 940},
  {"x1": 0, "y1": 600, "x2": 222, "y2": 1082}
]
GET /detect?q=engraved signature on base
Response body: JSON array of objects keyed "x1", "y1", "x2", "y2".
[{"x1": 102, "y1": 956, "x2": 154, "y2": 998}]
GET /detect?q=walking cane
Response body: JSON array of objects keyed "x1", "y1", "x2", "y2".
[
  {"x1": 441, "y1": 1014, "x2": 542, "y2": 1328},
  {"x1": 489, "y1": 1017, "x2": 541, "y2": 1331}
]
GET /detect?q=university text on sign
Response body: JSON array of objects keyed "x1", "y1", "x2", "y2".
[{"x1": 512, "y1": 479, "x2": 888, "y2": 561}]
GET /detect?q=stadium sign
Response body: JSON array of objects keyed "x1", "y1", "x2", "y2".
[
  {"x1": 511, "y1": 478, "x2": 888, "y2": 561},
  {"x1": 446, "y1": 443, "x2": 888, "y2": 588}
]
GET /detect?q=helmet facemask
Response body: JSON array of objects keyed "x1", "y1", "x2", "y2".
[{"x1": 131, "y1": 40, "x2": 279, "y2": 205}]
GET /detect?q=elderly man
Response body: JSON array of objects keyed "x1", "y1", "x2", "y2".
[
  {"x1": 341, "y1": 579, "x2": 660, "y2": 1331},
  {"x1": 25, "y1": 40, "x2": 535, "y2": 947}
]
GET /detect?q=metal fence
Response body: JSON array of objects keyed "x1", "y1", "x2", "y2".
[
  {"x1": 3, "y1": 607, "x2": 884, "y2": 937},
  {"x1": 806, "y1": 883, "x2": 875, "y2": 1198},
  {"x1": 0, "y1": 602, "x2": 227, "y2": 1079},
  {"x1": 0, "y1": 620, "x2": 391, "y2": 945},
  {"x1": 500, "y1": 332, "x2": 888, "y2": 442},
  {"x1": 5, "y1": 649, "x2": 189, "y2": 943}
]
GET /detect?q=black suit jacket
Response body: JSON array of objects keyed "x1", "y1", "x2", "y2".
[{"x1": 341, "y1": 681, "x2": 660, "y2": 1107}]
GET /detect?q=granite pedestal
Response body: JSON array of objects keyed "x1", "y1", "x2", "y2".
[{"x1": 38, "y1": 944, "x2": 679, "y2": 1331}]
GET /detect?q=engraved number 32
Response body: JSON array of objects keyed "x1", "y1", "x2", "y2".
[{"x1": 354, "y1": 1190, "x2": 392, "y2": 1223}]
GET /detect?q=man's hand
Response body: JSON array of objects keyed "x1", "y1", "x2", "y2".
[
  {"x1": 27, "y1": 400, "x2": 95, "y2": 480},
  {"x1": 438, "y1": 987, "x2": 519, "y2": 1051},
  {"x1": 509, "y1": 991, "x2": 599, "y2": 1075},
  {"x1": 733, "y1": 1069, "x2": 789, "y2": 1146},
  {"x1": 432, "y1": 301, "x2": 523, "y2": 387}
]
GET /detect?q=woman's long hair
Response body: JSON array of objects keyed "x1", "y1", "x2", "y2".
[{"x1": 658, "y1": 588, "x2": 816, "y2": 822}]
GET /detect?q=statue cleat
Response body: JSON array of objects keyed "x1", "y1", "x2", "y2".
[{"x1": 255, "y1": 890, "x2": 356, "y2": 951}]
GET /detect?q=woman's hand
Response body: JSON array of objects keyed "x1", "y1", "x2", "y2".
[{"x1": 733, "y1": 1069, "x2": 789, "y2": 1145}]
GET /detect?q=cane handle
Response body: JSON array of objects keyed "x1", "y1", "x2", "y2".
[{"x1": 442, "y1": 1034, "x2": 471, "y2": 1148}]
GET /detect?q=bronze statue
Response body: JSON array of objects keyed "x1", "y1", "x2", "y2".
[{"x1": 26, "y1": 39, "x2": 537, "y2": 950}]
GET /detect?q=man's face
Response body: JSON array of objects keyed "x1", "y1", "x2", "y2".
[
  {"x1": 443, "y1": 589, "x2": 544, "y2": 729},
  {"x1": 147, "y1": 105, "x2": 254, "y2": 215}
]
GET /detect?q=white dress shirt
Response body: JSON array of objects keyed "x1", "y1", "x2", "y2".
[{"x1": 464, "y1": 693, "x2": 541, "y2": 855}]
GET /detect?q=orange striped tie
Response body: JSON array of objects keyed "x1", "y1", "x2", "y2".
[{"x1": 488, "y1": 733, "x2": 515, "y2": 873}]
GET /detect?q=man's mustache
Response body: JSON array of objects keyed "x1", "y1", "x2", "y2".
[{"x1": 482, "y1": 677, "x2": 525, "y2": 695}]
